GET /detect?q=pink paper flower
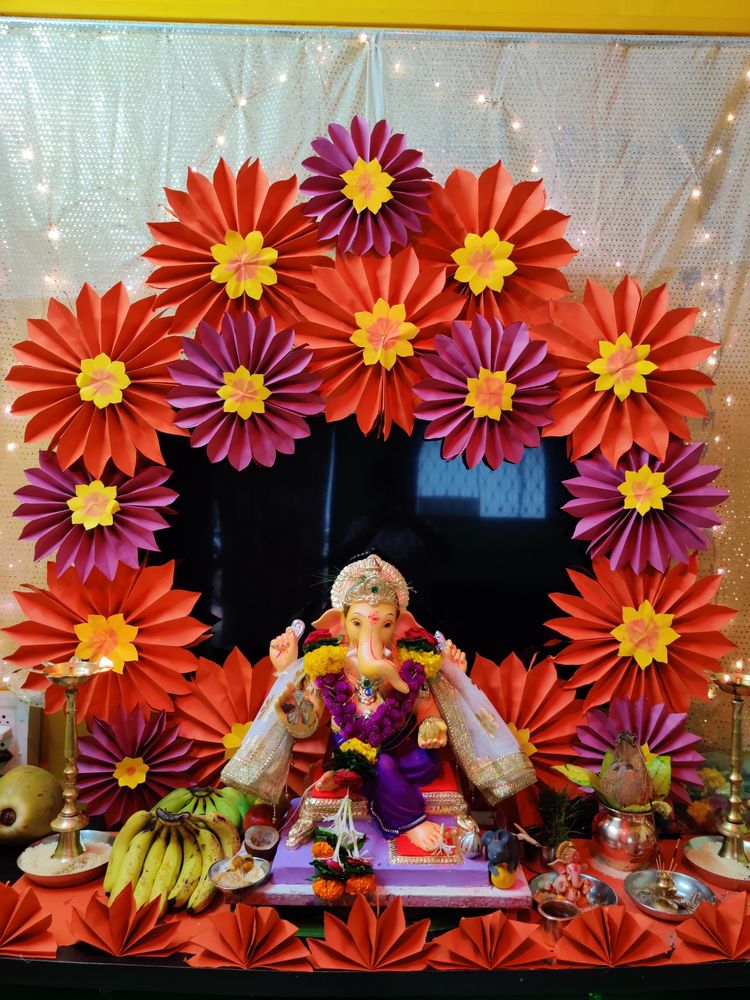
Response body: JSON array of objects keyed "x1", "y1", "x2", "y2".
[
  {"x1": 575, "y1": 697, "x2": 704, "y2": 803},
  {"x1": 413, "y1": 315, "x2": 558, "y2": 469},
  {"x1": 168, "y1": 312, "x2": 323, "y2": 470},
  {"x1": 300, "y1": 116, "x2": 432, "y2": 256},
  {"x1": 78, "y1": 706, "x2": 196, "y2": 827},
  {"x1": 13, "y1": 451, "x2": 177, "y2": 581},
  {"x1": 562, "y1": 440, "x2": 728, "y2": 573}
]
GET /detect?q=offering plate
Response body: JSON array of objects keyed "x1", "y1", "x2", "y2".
[
  {"x1": 625, "y1": 868, "x2": 714, "y2": 921},
  {"x1": 529, "y1": 871, "x2": 617, "y2": 909}
]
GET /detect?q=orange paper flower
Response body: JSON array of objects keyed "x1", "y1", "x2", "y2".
[
  {"x1": 413, "y1": 161, "x2": 576, "y2": 324},
  {"x1": 5, "y1": 561, "x2": 209, "y2": 722},
  {"x1": 554, "y1": 905, "x2": 667, "y2": 967},
  {"x1": 308, "y1": 895, "x2": 432, "y2": 971},
  {"x1": 69, "y1": 886, "x2": 192, "y2": 958},
  {"x1": 430, "y1": 911, "x2": 549, "y2": 970},
  {"x1": 7, "y1": 283, "x2": 184, "y2": 477},
  {"x1": 536, "y1": 276, "x2": 716, "y2": 464},
  {"x1": 674, "y1": 892, "x2": 750, "y2": 962},
  {"x1": 292, "y1": 247, "x2": 464, "y2": 437},
  {"x1": 144, "y1": 158, "x2": 331, "y2": 333},
  {"x1": 187, "y1": 903, "x2": 311, "y2": 971},
  {"x1": 0, "y1": 882, "x2": 56, "y2": 959},
  {"x1": 547, "y1": 556, "x2": 735, "y2": 711}
]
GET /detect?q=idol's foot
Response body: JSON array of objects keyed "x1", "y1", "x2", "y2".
[
  {"x1": 404, "y1": 819, "x2": 444, "y2": 853},
  {"x1": 313, "y1": 770, "x2": 337, "y2": 793}
]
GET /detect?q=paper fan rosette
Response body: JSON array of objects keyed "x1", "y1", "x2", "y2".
[
  {"x1": 78, "y1": 707, "x2": 197, "y2": 827},
  {"x1": 536, "y1": 275, "x2": 716, "y2": 464},
  {"x1": 563, "y1": 439, "x2": 728, "y2": 573},
  {"x1": 4, "y1": 560, "x2": 209, "y2": 722},
  {"x1": 14, "y1": 451, "x2": 177, "y2": 581},
  {"x1": 168, "y1": 312, "x2": 323, "y2": 470},
  {"x1": 413, "y1": 315, "x2": 558, "y2": 468},
  {"x1": 144, "y1": 158, "x2": 331, "y2": 333},
  {"x1": 547, "y1": 555, "x2": 735, "y2": 711},
  {"x1": 292, "y1": 248, "x2": 463, "y2": 436},
  {"x1": 575, "y1": 697, "x2": 703, "y2": 803},
  {"x1": 413, "y1": 160, "x2": 576, "y2": 323},
  {"x1": 7, "y1": 283, "x2": 184, "y2": 477},
  {"x1": 300, "y1": 116, "x2": 433, "y2": 256}
]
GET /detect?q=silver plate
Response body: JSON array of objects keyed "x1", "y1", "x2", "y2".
[
  {"x1": 624, "y1": 868, "x2": 715, "y2": 921},
  {"x1": 530, "y1": 871, "x2": 617, "y2": 908},
  {"x1": 17, "y1": 830, "x2": 115, "y2": 887}
]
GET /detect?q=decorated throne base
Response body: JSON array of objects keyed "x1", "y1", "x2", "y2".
[{"x1": 249, "y1": 812, "x2": 531, "y2": 909}]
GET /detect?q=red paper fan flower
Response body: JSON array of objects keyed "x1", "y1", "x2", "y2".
[
  {"x1": 412, "y1": 161, "x2": 576, "y2": 324},
  {"x1": 470, "y1": 653, "x2": 584, "y2": 824},
  {"x1": 187, "y1": 903, "x2": 311, "y2": 971},
  {"x1": 547, "y1": 556, "x2": 735, "y2": 711},
  {"x1": 674, "y1": 892, "x2": 750, "y2": 963},
  {"x1": 292, "y1": 247, "x2": 464, "y2": 437},
  {"x1": 173, "y1": 648, "x2": 274, "y2": 785},
  {"x1": 144, "y1": 158, "x2": 331, "y2": 334},
  {"x1": 78, "y1": 707, "x2": 197, "y2": 827},
  {"x1": 5, "y1": 560, "x2": 209, "y2": 722},
  {"x1": 7, "y1": 283, "x2": 184, "y2": 478},
  {"x1": 553, "y1": 905, "x2": 666, "y2": 967},
  {"x1": 430, "y1": 911, "x2": 549, "y2": 970},
  {"x1": 536, "y1": 275, "x2": 716, "y2": 464},
  {"x1": 308, "y1": 895, "x2": 432, "y2": 972},
  {"x1": 0, "y1": 882, "x2": 56, "y2": 959},
  {"x1": 70, "y1": 886, "x2": 193, "y2": 958}
]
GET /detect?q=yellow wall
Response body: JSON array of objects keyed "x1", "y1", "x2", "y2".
[{"x1": 1, "y1": 0, "x2": 749, "y2": 33}]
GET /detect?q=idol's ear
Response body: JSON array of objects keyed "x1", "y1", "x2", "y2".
[
  {"x1": 312, "y1": 609, "x2": 346, "y2": 638},
  {"x1": 392, "y1": 610, "x2": 420, "y2": 642}
]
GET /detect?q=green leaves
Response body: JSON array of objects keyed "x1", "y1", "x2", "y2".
[{"x1": 554, "y1": 754, "x2": 672, "y2": 813}]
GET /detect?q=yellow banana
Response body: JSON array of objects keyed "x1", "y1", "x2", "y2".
[
  {"x1": 133, "y1": 826, "x2": 168, "y2": 908},
  {"x1": 187, "y1": 826, "x2": 222, "y2": 913},
  {"x1": 194, "y1": 812, "x2": 241, "y2": 858},
  {"x1": 149, "y1": 827, "x2": 183, "y2": 915},
  {"x1": 108, "y1": 825, "x2": 157, "y2": 905},
  {"x1": 168, "y1": 824, "x2": 202, "y2": 909},
  {"x1": 104, "y1": 810, "x2": 153, "y2": 895}
]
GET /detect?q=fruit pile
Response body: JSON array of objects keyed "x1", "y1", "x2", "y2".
[
  {"x1": 104, "y1": 807, "x2": 241, "y2": 914},
  {"x1": 153, "y1": 785, "x2": 252, "y2": 830}
]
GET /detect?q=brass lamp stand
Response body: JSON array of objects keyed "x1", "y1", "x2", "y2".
[{"x1": 710, "y1": 668, "x2": 750, "y2": 866}]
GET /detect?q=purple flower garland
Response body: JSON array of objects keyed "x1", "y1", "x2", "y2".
[{"x1": 315, "y1": 659, "x2": 425, "y2": 748}]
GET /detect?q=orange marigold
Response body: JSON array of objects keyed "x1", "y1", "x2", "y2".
[
  {"x1": 312, "y1": 841, "x2": 335, "y2": 859},
  {"x1": 312, "y1": 878, "x2": 345, "y2": 902},
  {"x1": 345, "y1": 874, "x2": 377, "y2": 896}
]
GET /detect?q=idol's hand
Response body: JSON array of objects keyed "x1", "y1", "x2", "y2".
[
  {"x1": 418, "y1": 716, "x2": 448, "y2": 750},
  {"x1": 440, "y1": 639, "x2": 467, "y2": 674},
  {"x1": 269, "y1": 626, "x2": 298, "y2": 674}
]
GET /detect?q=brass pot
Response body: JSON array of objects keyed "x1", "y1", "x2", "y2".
[{"x1": 591, "y1": 806, "x2": 658, "y2": 872}]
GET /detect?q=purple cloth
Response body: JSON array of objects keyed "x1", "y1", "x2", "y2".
[{"x1": 366, "y1": 737, "x2": 441, "y2": 839}]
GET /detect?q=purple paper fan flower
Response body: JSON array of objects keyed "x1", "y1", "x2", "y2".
[
  {"x1": 300, "y1": 115, "x2": 432, "y2": 256},
  {"x1": 413, "y1": 315, "x2": 558, "y2": 469},
  {"x1": 168, "y1": 312, "x2": 323, "y2": 471},
  {"x1": 563, "y1": 439, "x2": 728, "y2": 573},
  {"x1": 78, "y1": 706, "x2": 196, "y2": 828},
  {"x1": 575, "y1": 697, "x2": 704, "y2": 803},
  {"x1": 13, "y1": 451, "x2": 177, "y2": 581}
]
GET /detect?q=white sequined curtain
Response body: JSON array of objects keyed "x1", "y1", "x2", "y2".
[{"x1": 1, "y1": 20, "x2": 749, "y2": 746}]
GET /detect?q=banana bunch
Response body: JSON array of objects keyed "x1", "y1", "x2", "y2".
[
  {"x1": 104, "y1": 807, "x2": 241, "y2": 915},
  {"x1": 154, "y1": 785, "x2": 251, "y2": 830}
]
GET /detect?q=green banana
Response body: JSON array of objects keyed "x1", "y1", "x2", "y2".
[
  {"x1": 153, "y1": 787, "x2": 193, "y2": 814},
  {"x1": 209, "y1": 792, "x2": 241, "y2": 828},
  {"x1": 103, "y1": 810, "x2": 153, "y2": 895},
  {"x1": 168, "y1": 825, "x2": 202, "y2": 909},
  {"x1": 215, "y1": 785, "x2": 251, "y2": 818},
  {"x1": 108, "y1": 825, "x2": 157, "y2": 905},
  {"x1": 183, "y1": 794, "x2": 198, "y2": 814},
  {"x1": 193, "y1": 797, "x2": 207, "y2": 816},
  {"x1": 193, "y1": 812, "x2": 241, "y2": 858},
  {"x1": 149, "y1": 827, "x2": 182, "y2": 915},
  {"x1": 134, "y1": 826, "x2": 169, "y2": 908},
  {"x1": 187, "y1": 826, "x2": 222, "y2": 913}
]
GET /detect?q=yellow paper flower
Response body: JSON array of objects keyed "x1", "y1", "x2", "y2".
[
  {"x1": 587, "y1": 333, "x2": 658, "y2": 401},
  {"x1": 464, "y1": 367, "x2": 516, "y2": 420},
  {"x1": 210, "y1": 230, "x2": 278, "y2": 300},
  {"x1": 216, "y1": 366, "x2": 271, "y2": 419},
  {"x1": 340, "y1": 738, "x2": 378, "y2": 764},
  {"x1": 611, "y1": 600, "x2": 680, "y2": 670},
  {"x1": 687, "y1": 799, "x2": 715, "y2": 826},
  {"x1": 699, "y1": 766, "x2": 727, "y2": 793},
  {"x1": 66, "y1": 481, "x2": 120, "y2": 530},
  {"x1": 350, "y1": 299, "x2": 418, "y2": 371},
  {"x1": 617, "y1": 464, "x2": 672, "y2": 516},
  {"x1": 222, "y1": 721, "x2": 252, "y2": 756},
  {"x1": 74, "y1": 613, "x2": 139, "y2": 674},
  {"x1": 76, "y1": 353, "x2": 131, "y2": 409},
  {"x1": 340, "y1": 157, "x2": 394, "y2": 214},
  {"x1": 304, "y1": 643, "x2": 347, "y2": 679},
  {"x1": 113, "y1": 755, "x2": 150, "y2": 789},
  {"x1": 397, "y1": 647, "x2": 442, "y2": 680},
  {"x1": 508, "y1": 723, "x2": 538, "y2": 757},
  {"x1": 451, "y1": 230, "x2": 517, "y2": 296}
]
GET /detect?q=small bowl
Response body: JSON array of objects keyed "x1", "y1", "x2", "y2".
[
  {"x1": 243, "y1": 824, "x2": 279, "y2": 859},
  {"x1": 539, "y1": 899, "x2": 580, "y2": 946},
  {"x1": 683, "y1": 835, "x2": 750, "y2": 892},
  {"x1": 530, "y1": 871, "x2": 618, "y2": 909},
  {"x1": 17, "y1": 830, "x2": 115, "y2": 887},
  {"x1": 624, "y1": 868, "x2": 715, "y2": 921},
  {"x1": 208, "y1": 852, "x2": 272, "y2": 895}
]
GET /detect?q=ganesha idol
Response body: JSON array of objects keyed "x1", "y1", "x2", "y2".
[{"x1": 222, "y1": 555, "x2": 536, "y2": 859}]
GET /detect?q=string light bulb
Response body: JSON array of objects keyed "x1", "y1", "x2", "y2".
[
  {"x1": 237, "y1": 96, "x2": 247, "y2": 107},
  {"x1": 47, "y1": 225, "x2": 61, "y2": 241},
  {"x1": 278, "y1": 73, "x2": 287, "y2": 83},
  {"x1": 691, "y1": 188, "x2": 701, "y2": 199},
  {"x1": 20, "y1": 147, "x2": 34, "y2": 161},
  {"x1": 511, "y1": 120, "x2": 521, "y2": 130},
  {"x1": 476, "y1": 94, "x2": 486, "y2": 104}
]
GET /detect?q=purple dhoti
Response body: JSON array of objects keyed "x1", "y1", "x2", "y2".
[{"x1": 365, "y1": 735, "x2": 441, "y2": 839}]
